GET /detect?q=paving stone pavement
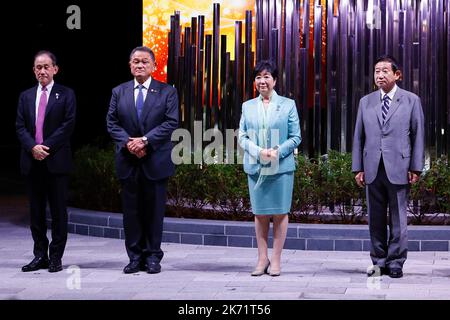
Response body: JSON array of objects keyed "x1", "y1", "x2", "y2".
[{"x1": 1, "y1": 196, "x2": 450, "y2": 300}]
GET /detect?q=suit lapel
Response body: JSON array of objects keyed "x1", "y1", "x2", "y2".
[
  {"x1": 370, "y1": 91, "x2": 383, "y2": 127},
  {"x1": 125, "y1": 81, "x2": 139, "y2": 128},
  {"x1": 44, "y1": 84, "x2": 58, "y2": 118},
  {"x1": 254, "y1": 98, "x2": 262, "y2": 133},
  {"x1": 384, "y1": 88, "x2": 403, "y2": 124},
  {"x1": 268, "y1": 93, "x2": 282, "y2": 129},
  {"x1": 30, "y1": 86, "x2": 38, "y2": 129},
  {"x1": 139, "y1": 79, "x2": 160, "y2": 123}
]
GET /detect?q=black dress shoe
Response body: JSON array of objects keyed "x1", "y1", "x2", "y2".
[
  {"x1": 123, "y1": 260, "x2": 141, "y2": 274},
  {"x1": 389, "y1": 268, "x2": 403, "y2": 278},
  {"x1": 146, "y1": 261, "x2": 161, "y2": 274},
  {"x1": 48, "y1": 260, "x2": 63, "y2": 273},
  {"x1": 367, "y1": 265, "x2": 388, "y2": 277},
  {"x1": 22, "y1": 257, "x2": 49, "y2": 272}
]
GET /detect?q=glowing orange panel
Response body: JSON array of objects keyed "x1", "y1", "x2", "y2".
[{"x1": 143, "y1": 0, "x2": 255, "y2": 82}]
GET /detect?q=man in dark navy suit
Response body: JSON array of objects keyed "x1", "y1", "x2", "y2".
[
  {"x1": 16, "y1": 50, "x2": 76, "y2": 273},
  {"x1": 106, "y1": 46, "x2": 179, "y2": 274}
]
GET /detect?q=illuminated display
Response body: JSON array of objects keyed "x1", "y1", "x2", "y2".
[{"x1": 143, "y1": 0, "x2": 255, "y2": 82}]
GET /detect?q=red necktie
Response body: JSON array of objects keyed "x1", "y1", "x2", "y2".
[{"x1": 35, "y1": 86, "x2": 48, "y2": 144}]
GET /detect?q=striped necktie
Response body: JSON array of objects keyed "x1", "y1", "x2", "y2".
[{"x1": 382, "y1": 94, "x2": 391, "y2": 124}]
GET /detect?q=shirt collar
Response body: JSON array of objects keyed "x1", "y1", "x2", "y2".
[
  {"x1": 39, "y1": 80, "x2": 54, "y2": 92},
  {"x1": 380, "y1": 83, "x2": 397, "y2": 101},
  {"x1": 134, "y1": 77, "x2": 152, "y2": 90},
  {"x1": 258, "y1": 90, "x2": 278, "y2": 103}
]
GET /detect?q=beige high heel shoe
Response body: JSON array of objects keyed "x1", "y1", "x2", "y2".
[
  {"x1": 269, "y1": 265, "x2": 281, "y2": 276},
  {"x1": 251, "y1": 260, "x2": 270, "y2": 276}
]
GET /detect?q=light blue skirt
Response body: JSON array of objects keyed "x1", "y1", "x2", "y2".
[{"x1": 247, "y1": 172, "x2": 294, "y2": 215}]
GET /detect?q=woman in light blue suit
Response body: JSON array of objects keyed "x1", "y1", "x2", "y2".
[{"x1": 238, "y1": 60, "x2": 301, "y2": 276}]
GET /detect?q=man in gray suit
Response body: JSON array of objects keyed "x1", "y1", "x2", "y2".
[{"x1": 352, "y1": 55, "x2": 424, "y2": 278}]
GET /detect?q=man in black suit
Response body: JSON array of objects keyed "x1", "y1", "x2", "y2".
[
  {"x1": 106, "y1": 46, "x2": 179, "y2": 274},
  {"x1": 16, "y1": 50, "x2": 76, "y2": 273}
]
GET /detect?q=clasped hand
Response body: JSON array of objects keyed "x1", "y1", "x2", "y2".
[
  {"x1": 32, "y1": 145, "x2": 50, "y2": 161},
  {"x1": 259, "y1": 148, "x2": 278, "y2": 164},
  {"x1": 127, "y1": 137, "x2": 147, "y2": 158}
]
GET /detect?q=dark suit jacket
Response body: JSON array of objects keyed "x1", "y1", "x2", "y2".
[
  {"x1": 15, "y1": 83, "x2": 77, "y2": 175},
  {"x1": 106, "y1": 79, "x2": 179, "y2": 180}
]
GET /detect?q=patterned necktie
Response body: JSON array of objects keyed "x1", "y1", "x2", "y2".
[
  {"x1": 35, "y1": 86, "x2": 47, "y2": 144},
  {"x1": 136, "y1": 84, "x2": 144, "y2": 119},
  {"x1": 382, "y1": 94, "x2": 391, "y2": 124}
]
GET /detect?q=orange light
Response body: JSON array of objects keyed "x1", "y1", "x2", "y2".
[{"x1": 143, "y1": 0, "x2": 256, "y2": 82}]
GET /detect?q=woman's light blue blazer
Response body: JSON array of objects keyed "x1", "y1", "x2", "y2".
[{"x1": 238, "y1": 91, "x2": 301, "y2": 175}]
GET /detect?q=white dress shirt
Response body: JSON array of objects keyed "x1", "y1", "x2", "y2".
[
  {"x1": 35, "y1": 80, "x2": 54, "y2": 124},
  {"x1": 134, "y1": 77, "x2": 152, "y2": 106}
]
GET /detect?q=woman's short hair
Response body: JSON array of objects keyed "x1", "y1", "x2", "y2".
[{"x1": 253, "y1": 59, "x2": 278, "y2": 80}]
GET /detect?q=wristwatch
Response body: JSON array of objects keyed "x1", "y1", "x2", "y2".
[{"x1": 141, "y1": 136, "x2": 148, "y2": 145}]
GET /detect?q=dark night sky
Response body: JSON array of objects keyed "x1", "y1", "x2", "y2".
[{"x1": 1, "y1": 1, "x2": 142, "y2": 187}]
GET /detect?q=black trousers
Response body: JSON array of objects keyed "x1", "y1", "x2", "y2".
[
  {"x1": 26, "y1": 161, "x2": 68, "y2": 261},
  {"x1": 120, "y1": 168, "x2": 168, "y2": 263}
]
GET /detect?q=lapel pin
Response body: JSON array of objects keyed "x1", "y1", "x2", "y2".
[
  {"x1": 150, "y1": 89, "x2": 158, "y2": 93},
  {"x1": 55, "y1": 93, "x2": 60, "y2": 100}
]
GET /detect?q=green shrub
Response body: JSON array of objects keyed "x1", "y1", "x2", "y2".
[
  {"x1": 69, "y1": 144, "x2": 449, "y2": 225},
  {"x1": 409, "y1": 156, "x2": 450, "y2": 224},
  {"x1": 292, "y1": 154, "x2": 324, "y2": 222},
  {"x1": 202, "y1": 164, "x2": 252, "y2": 218},
  {"x1": 166, "y1": 164, "x2": 252, "y2": 221},
  {"x1": 70, "y1": 144, "x2": 121, "y2": 212},
  {"x1": 167, "y1": 163, "x2": 208, "y2": 217},
  {"x1": 320, "y1": 150, "x2": 366, "y2": 223}
]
